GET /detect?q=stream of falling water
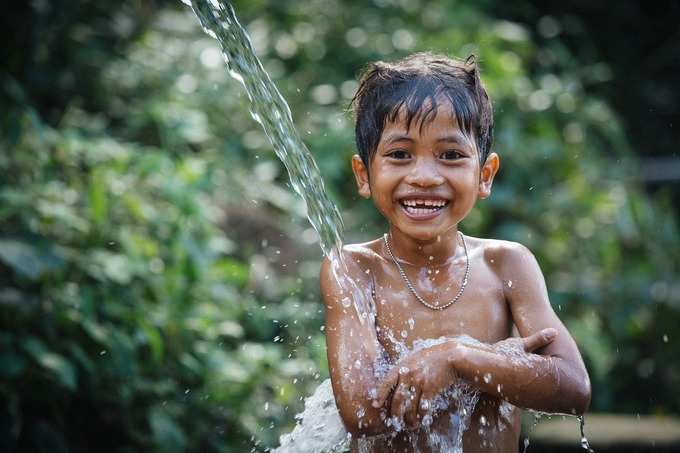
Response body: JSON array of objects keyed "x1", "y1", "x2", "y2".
[
  {"x1": 182, "y1": 0, "x2": 343, "y2": 257},
  {"x1": 182, "y1": 1, "x2": 593, "y2": 451},
  {"x1": 182, "y1": 1, "x2": 373, "y2": 451}
]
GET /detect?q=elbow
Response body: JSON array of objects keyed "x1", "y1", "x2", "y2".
[
  {"x1": 339, "y1": 408, "x2": 385, "y2": 438},
  {"x1": 340, "y1": 412, "x2": 362, "y2": 436},
  {"x1": 568, "y1": 376, "x2": 592, "y2": 415},
  {"x1": 552, "y1": 358, "x2": 591, "y2": 415},
  {"x1": 578, "y1": 378, "x2": 592, "y2": 415}
]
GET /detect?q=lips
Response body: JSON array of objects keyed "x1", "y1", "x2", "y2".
[{"x1": 397, "y1": 197, "x2": 450, "y2": 220}]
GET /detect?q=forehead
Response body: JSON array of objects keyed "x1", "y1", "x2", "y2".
[{"x1": 380, "y1": 102, "x2": 472, "y2": 145}]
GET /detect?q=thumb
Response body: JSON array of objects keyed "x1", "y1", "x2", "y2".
[{"x1": 522, "y1": 328, "x2": 558, "y2": 352}]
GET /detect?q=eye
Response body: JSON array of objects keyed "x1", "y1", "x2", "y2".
[
  {"x1": 439, "y1": 150, "x2": 463, "y2": 160},
  {"x1": 386, "y1": 149, "x2": 411, "y2": 160}
]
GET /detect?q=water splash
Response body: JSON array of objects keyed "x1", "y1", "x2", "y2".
[
  {"x1": 273, "y1": 336, "x2": 487, "y2": 453},
  {"x1": 275, "y1": 379, "x2": 350, "y2": 453},
  {"x1": 522, "y1": 411, "x2": 595, "y2": 453},
  {"x1": 579, "y1": 415, "x2": 594, "y2": 452}
]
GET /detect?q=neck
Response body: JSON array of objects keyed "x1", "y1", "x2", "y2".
[{"x1": 386, "y1": 226, "x2": 461, "y2": 268}]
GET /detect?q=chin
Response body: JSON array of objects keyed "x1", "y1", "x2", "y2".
[{"x1": 402, "y1": 227, "x2": 445, "y2": 243}]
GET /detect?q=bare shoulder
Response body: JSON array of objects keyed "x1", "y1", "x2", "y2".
[
  {"x1": 341, "y1": 238, "x2": 387, "y2": 264},
  {"x1": 320, "y1": 238, "x2": 386, "y2": 290},
  {"x1": 466, "y1": 235, "x2": 549, "y2": 311},
  {"x1": 464, "y1": 235, "x2": 538, "y2": 278}
]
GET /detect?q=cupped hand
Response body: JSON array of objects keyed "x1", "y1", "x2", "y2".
[
  {"x1": 372, "y1": 341, "x2": 461, "y2": 431},
  {"x1": 370, "y1": 328, "x2": 557, "y2": 430}
]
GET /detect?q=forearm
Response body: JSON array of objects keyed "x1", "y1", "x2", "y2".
[
  {"x1": 330, "y1": 354, "x2": 393, "y2": 437},
  {"x1": 452, "y1": 346, "x2": 591, "y2": 415}
]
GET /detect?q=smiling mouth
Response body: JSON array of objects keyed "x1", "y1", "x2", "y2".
[{"x1": 398, "y1": 199, "x2": 450, "y2": 217}]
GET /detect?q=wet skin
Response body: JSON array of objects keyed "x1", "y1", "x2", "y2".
[{"x1": 321, "y1": 105, "x2": 591, "y2": 452}]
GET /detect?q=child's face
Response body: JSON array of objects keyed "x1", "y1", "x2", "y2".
[{"x1": 352, "y1": 102, "x2": 499, "y2": 242}]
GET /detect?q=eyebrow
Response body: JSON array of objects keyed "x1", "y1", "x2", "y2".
[
  {"x1": 381, "y1": 132, "x2": 468, "y2": 145},
  {"x1": 435, "y1": 134, "x2": 466, "y2": 144},
  {"x1": 382, "y1": 133, "x2": 413, "y2": 145}
]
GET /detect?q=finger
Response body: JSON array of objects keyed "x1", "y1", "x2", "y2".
[
  {"x1": 390, "y1": 382, "x2": 407, "y2": 421},
  {"x1": 522, "y1": 328, "x2": 558, "y2": 352},
  {"x1": 404, "y1": 385, "x2": 422, "y2": 430},
  {"x1": 373, "y1": 368, "x2": 399, "y2": 408},
  {"x1": 417, "y1": 392, "x2": 435, "y2": 427}
]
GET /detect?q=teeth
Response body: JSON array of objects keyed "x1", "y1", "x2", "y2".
[{"x1": 401, "y1": 199, "x2": 447, "y2": 208}]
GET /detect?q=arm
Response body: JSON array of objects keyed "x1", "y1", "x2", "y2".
[
  {"x1": 452, "y1": 242, "x2": 591, "y2": 414},
  {"x1": 372, "y1": 243, "x2": 590, "y2": 427},
  {"x1": 321, "y1": 253, "x2": 389, "y2": 436},
  {"x1": 372, "y1": 328, "x2": 557, "y2": 429}
]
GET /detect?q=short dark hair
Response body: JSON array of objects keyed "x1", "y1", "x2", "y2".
[{"x1": 351, "y1": 52, "x2": 493, "y2": 168}]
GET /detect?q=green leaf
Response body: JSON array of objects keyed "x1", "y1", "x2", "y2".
[
  {"x1": 88, "y1": 167, "x2": 108, "y2": 226},
  {"x1": 139, "y1": 320, "x2": 164, "y2": 364},
  {"x1": 23, "y1": 338, "x2": 77, "y2": 390},
  {"x1": 149, "y1": 406, "x2": 187, "y2": 453},
  {"x1": 211, "y1": 258, "x2": 249, "y2": 287},
  {"x1": 0, "y1": 238, "x2": 65, "y2": 280}
]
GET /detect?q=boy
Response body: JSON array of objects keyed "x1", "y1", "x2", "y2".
[{"x1": 320, "y1": 53, "x2": 590, "y2": 452}]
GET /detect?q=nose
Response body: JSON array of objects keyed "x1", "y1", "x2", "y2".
[{"x1": 404, "y1": 156, "x2": 444, "y2": 187}]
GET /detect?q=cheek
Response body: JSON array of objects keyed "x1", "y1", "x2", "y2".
[{"x1": 373, "y1": 191, "x2": 394, "y2": 211}]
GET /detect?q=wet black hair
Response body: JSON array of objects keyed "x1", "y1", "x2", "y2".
[{"x1": 351, "y1": 52, "x2": 493, "y2": 169}]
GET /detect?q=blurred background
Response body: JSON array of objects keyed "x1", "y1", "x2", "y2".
[{"x1": 1, "y1": 0, "x2": 679, "y2": 452}]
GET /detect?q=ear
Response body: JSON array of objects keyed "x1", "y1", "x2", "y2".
[
  {"x1": 351, "y1": 154, "x2": 371, "y2": 198},
  {"x1": 478, "y1": 152, "x2": 499, "y2": 199}
]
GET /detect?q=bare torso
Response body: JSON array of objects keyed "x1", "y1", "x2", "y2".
[{"x1": 350, "y1": 235, "x2": 521, "y2": 452}]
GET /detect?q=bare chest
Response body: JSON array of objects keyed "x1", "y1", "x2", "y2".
[{"x1": 372, "y1": 256, "x2": 511, "y2": 359}]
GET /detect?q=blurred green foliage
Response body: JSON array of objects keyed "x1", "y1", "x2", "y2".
[{"x1": 1, "y1": 0, "x2": 679, "y2": 452}]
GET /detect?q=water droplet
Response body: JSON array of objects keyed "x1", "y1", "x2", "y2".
[
  {"x1": 663, "y1": 334, "x2": 669, "y2": 343},
  {"x1": 399, "y1": 366, "x2": 410, "y2": 374},
  {"x1": 341, "y1": 297, "x2": 351, "y2": 308},
  {"x1": 507, "y1": 280, "x2": 513, "y2": 288},
  {"x1": 354, "y1": 359, "x2": 362, "y2": 368},
  {"x1": 408, "y1": 318, "x2": 415, "y2": 330},
  {"x1": 483, "y1": 373, "x2": 492, "y2": 384},
  {"x1": 400, "y1": 330, "x2": 408, "y2": 338},
  {"x1": 264, "y1": 402, "x2": 269, "y2": 411},
  {"x1": 320, "y1": 325, "x2": 325, "y2": 331},
  {"x1": 480, "y1": 415, "x2": 487, "y2": 426},
  {"x1": 99, "y1": 350, "x2": 107, "y2": 356}
]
